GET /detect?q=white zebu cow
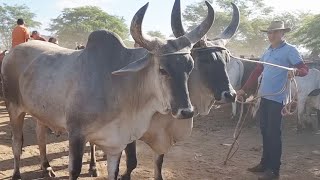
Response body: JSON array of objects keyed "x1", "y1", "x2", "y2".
[
  {"x1": 303, "y1": 93, "x2": 320, "y2": 130},
  {"x1": 227, "y1": 57, "x2": 244, "y2": 117},
  {"x1": 294, "y1": 68, "x2": 320, "y2": 131}
]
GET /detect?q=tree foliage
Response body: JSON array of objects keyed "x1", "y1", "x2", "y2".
[
  {"x1": 147, "y1": 30, "x2": 166, "y2": 39},
  {"x1": 292, "y1": 14, "x2": 320, "y2": 58},
  {"x1": 0, "y1": 4, "x2": 41, "y2": 49},
  {"x1": 183, "y1": 0, "x2": 309, "y2": 56},
  {"x1": 47, "y1": 6, "x2": 129, "y2": 48}
]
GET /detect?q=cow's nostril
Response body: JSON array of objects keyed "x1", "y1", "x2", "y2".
[
  {"x1": 180, "y1": 109, "x2": 194, "y2": 119},
  {"x1": 224, "y1": 91, "x2": 236, "y2": 102}
]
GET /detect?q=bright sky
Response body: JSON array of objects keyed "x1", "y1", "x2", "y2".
[{"x1": 1, "y1": 0, "x2": 320, "y2": 37}]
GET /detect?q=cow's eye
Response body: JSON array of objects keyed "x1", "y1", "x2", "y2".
[{"x1": 159, "y1": 67, "x2": 169, "y2": 76}]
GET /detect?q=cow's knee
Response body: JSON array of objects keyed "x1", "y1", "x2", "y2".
[
  {"x1": 154, "y1": 154, "x2": 164, "y2": 180},
  {"x1": 106, "y1": 153, "x2": 121, "y2": 180},
  {"x1": 89, "y1": 143, "x2": 99, "y2": 177},
  {"x1": 9, "y1": 110, "x2": 25, "y2": 178},
  {"x1": 36, "y1": 122, "x2": 55, "y2": 177},
  {"x1": 68, "y1": 135, "x2": 85, "y2": 179},
  {"x1": 125, "y1": 141, "x2": 137, "y2": 170},
  {"x1": 119, "y1": 141, "x2": 137, "y2": 180}
]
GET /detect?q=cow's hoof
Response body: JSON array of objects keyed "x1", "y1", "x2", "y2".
[
  {"x1": 118, "y1": 174, "x2": 131, "y2": 180},
  {"x1": 89, "y1": 168, "x2": 99, "y2": 177},
  {"x1": 12, "y1": 172, "x2": 22, "y2": 180},
  {"x1": 42, "y1": 167, "x2": 56, "y2": 177}
]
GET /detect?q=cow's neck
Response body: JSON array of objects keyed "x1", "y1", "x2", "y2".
[
  {"x1": 188, "y1": 66, "x2": 214, "y2": 115},
  {"x1": 113, "y1": 64, "x2": 160, "y2": 142}
]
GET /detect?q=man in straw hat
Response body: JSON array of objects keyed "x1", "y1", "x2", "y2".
[{"x1": 237, "y1": 20, "x2": 309, "y2": 179}]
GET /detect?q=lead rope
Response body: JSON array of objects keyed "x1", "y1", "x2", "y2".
[{"x1": 223, "y1": 55, "x2": 299, "y2": 165}]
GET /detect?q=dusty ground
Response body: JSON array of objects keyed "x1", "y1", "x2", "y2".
[{"x1": 0, "y1": 104, "x2": 320, "y2": 180}]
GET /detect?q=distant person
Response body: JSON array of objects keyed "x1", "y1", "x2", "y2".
[
  {"x1": 75, "y1": 44, "x2": 85, "y2": 50},
  {"x1": 48, "y1": 37, "x2": 58, "y2": 45},
  {"x1": 11, "y1": 18, "x2": 30, "y2": 48},
  {"x1": 31, "y1": 31, "x2": 46, "y2": 41}
]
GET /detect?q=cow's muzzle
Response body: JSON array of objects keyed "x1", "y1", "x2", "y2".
[
  {"x1": 220, "y1": 90, "x2": 236, "y2": 103},
  {"x1": 172, "y1": 107, "x2": 194, "y2": 119}
]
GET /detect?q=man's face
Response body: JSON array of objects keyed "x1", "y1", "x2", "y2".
[
  {"x1": 33, "y1": 33, "x2": 40, "y2": 38},
  {"x1": 267, "y1": 30, "x2": 284, "y2": 44}
]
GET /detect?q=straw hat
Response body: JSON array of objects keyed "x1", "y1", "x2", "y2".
[{"x1": 260, "y1": 20, "x2": 291, "y2": 33}]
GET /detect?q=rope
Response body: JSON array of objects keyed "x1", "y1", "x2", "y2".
[
  {"x1": 223, "y1": 55, "x2": 299, "y2": 165},
  {"x1": 229, "y1": 55, "x2": 295, "y2": 71}
]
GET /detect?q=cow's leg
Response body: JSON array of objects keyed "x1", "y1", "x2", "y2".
[
  {"x1": 68, "y1": 133, "x2": 86, "y2": 180},
  {"x1": 317, "y1": 109, "x2": 320, "y2": 131},
  {"x1": 154, "y1": 153, "x2": 164, "y2": 180},
  {"x1": 297, "y1": 97, "x2": 308, "y2": 133},
  {"x1": 231, "y1": 102, "x2": 237, "y2": 119},
  {"x1": 120, "y1": 141, "x2": 137, "y2": 180},
  {"x1": 8, "y1": 104, "x2": 25, "y2": 180},
  {"x1": 36, "y1": 121, "x2": 56, "y2": 177},
  {"x1": 88, "y1": 142, "x2": 99, "y2": 177},
  {"x1": 106, "y1": 153, "x2": 121, "y2": 180},
  {"x1": 311, "y1": 109, "x2": 319, "y2": 132}
]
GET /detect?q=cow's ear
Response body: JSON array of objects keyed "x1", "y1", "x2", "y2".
[{"x1": 112, "y1": 56, "x2": 150, "y2": 75}]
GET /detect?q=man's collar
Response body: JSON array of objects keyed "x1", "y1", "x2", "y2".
[{"x1": 268, "y1": 40, "x2": 286, "y2": 50}]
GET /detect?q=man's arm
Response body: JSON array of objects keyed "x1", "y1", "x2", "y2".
[
  {"x1": 24, "y1": 28, "x2": 30, "y2": 42},
  {"x1": 293, "y1": 62, "x2": 308, "y2": 77},
  {"x1": 241, "y1": 63, "x2": 264, "y2": 92},
  {"x1": 288, "y1": 47, "x2": 309, "y2": 77}
]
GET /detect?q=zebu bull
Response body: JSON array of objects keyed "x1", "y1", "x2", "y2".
[
  {"x1": 294, "y1": 68, "x2": 320, "y2": 131},
  {"x1": 109, "y1": 1, "x2": 239, "y2": 179},
  {"x1": 2, "y1": 2, "x2": 215, "y2": 180}
]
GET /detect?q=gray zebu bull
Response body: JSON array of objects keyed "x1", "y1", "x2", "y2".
[
  {"x1": 294, "y1": 68, "x2": 320, "y2": 131},
  {"x1": 2, "y1": 3, "x2": 215, "y2": 180},
  {"x1": 110, "y1": 1, "x2": 239, "y2": 180}
]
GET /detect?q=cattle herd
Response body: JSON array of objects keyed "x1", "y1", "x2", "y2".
[{"x1": 0, "y1": 0, "x2": 319, "y2": 180}]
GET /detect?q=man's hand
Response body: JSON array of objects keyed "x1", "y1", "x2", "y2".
[
  {"x1": 288, "y1": 69, "x2": 297, "y2": 79},
  {"x1": 236, "y1": 89, "x2": 246, "y2": 99}
]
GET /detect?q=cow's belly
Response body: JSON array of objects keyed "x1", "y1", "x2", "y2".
[
  {"x1": 19, "y1": 80, "x2": 69, "y2": 131},
  {"x1": 140, "y1": 114, "x2": 193, "y2": 154},
  {"x1": 22, "y1": 99, "x2": 68, "y2": 131}
]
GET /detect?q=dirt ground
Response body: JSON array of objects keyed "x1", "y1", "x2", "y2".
[{"x1": 0, "y1": 104, "x2": 320, "y2": 180}]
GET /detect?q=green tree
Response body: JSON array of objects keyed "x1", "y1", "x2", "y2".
[
  {"x1": 182, "y1": 0, "x2": 307, "y2": 56},
  {"x1": 47, "y1": 6, "x2": 129, "y2": 48},
  {"x1": 0, "y1": 4, "x2": 41, "y2": 49},
  {"x1": 147, "y1": 30, "x2": 166, "y2": 39},
  {"x1": 292, "y1": 14, "x2": 320, "y2": 59}
]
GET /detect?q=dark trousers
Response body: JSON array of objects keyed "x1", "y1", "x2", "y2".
[{"x1": 259, "y1": 98, "x2": 283, "y2": 174}]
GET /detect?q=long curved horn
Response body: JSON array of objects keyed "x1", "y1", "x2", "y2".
[
  {"x1": 217, "y1": 3, "x2": 240, "y2": 41},
  {"x1": 171, "y1": 0, "x2": 186, "y2": 38},
  {"x1": 183, "y1": 1, "x2": 215, "y2": 44},
  {"x1": 130, "y1": 3, "x2": 155, "y2": 51}
]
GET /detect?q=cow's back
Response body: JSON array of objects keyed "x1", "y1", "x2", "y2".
[
  {"x1": 2, "y1": 41, "x2": 71, "y2": 104},
  {"x1": 2, "y1": 31, "x2": 149, "y2": 132}
]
